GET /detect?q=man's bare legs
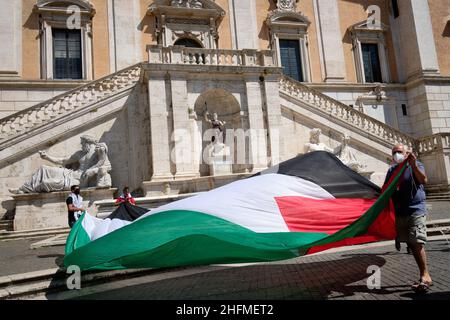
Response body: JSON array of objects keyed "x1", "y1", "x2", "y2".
[{"x1": 409, "y1": 242, "x2": 432, "y2": 283}]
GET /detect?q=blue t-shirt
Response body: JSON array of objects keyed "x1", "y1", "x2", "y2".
[{"x1": 384, "y1": 161, "x2": 427, "y2": 217}]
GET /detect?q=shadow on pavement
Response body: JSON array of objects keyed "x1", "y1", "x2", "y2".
[
  {"x1": 37, "y1": 254, "x2": 65, "y2": 267},
  {"x1": 65, "y1": 254, "x2": 392, "y2": 300}
]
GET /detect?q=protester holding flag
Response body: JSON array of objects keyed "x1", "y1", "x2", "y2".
[
  {"x1": 384, "y1": 144, "x2": 431, "y2": 293},
  {"x1": 64, "y1": 151, "x2": 407, "y2": 272},
  {"x1": 66, "y1": 185, "x2": 84, "y2": 228},
  {"x1": 115, "y1": 187, "x2": 136, "y2": 206}
]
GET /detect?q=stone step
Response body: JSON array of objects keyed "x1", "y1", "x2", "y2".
[
  {"x1": 141, "y1": 173, "x2": 252, "y2": 199},
  {"x1": 427, "y1": 226, "x2": 450, "y2": 237},
  {"x1": 0, "y1": 220, "x2": 13, "y2": 232},
  {"x1": 96, "y1": 192, "x2": 200, "y2": 218},
  {"x1": 426, "y1": 219, "x2": 450, "y2": 228},
  {"x1": 426, "y1": 191, "x2": 450, "y2": 195},
  {"x1": 427, "y1": 195, "x2": 450, "y2": 198},
  {"x1": 0, "y1": 268, "x2": 158, "y2": 300},
  {"x1": 0, "y1": 227, "x2": 69, "y2": 242},
  {"x1": 29, "y1": 235, "x2": 68, "y2": 250},
  {"x1": 426, "y1": 196, "x2": 450, "y2": 201}
]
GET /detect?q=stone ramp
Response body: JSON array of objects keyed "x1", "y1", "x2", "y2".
[
  {"x1": 30, "y1": 234, "x2": 68, "y2": 250},
  {"x1": 0, "y1": 239, "x2": 65, "y2": 277}
]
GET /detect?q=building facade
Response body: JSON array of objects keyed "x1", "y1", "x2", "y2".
[{"x1": 0, "y1": 0, "x2": 449, "y2": 225}]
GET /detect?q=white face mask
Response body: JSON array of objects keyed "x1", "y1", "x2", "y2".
[{"x1": 393, "y1": 153, "x2": 405, "y2": 164}]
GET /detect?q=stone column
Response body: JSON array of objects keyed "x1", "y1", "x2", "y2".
[
  {"x1": 229, "y1": 0, "x2": 259, "y2": 49},
  {"x1": 245, "y1": 76, "x2": 268, "y2": 172},
  {"x1": 170, "y1": 72, "x2": 199, "y2": 179},
  {"x1": 0, "y1": 0, "x2": 21, "y2": 78},
  {"x1": 395, "y1": 1, "x2": 443, "y2": 137},
  {"x1": 314, "y1": 0, "x2": 346, "y2": 82},
  {"x1": 395, "y1": 0, "x2": 440, "y2": 80},
  {"x1": 107, "y1": 0, "x2": 143, "y2": 71},
  {"x1": 148, "y1": 72, "x2": 173, "y2": 182},
  {"x1": 263, "y1": 75, "x2": 282, "y2": 166},
  {"x1": 409, "y1": 0, "x2": 440, "y2": 76}
]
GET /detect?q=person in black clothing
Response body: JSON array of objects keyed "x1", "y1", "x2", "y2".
[{"x1": 66, "y1": 185, "x2": 84, "y2": 228}]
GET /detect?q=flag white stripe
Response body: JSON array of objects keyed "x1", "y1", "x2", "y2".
[{"x1": 85, "y1": 174, "x2": 334, "y2": 241}]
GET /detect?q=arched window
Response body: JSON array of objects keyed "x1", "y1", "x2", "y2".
[
  {"x1": 266, "y1": 9, "x2": 312, "y2": 82},
  {"x1": 349, "y1": 20, "x2": 390, "y2": 83},
  {"x1": 148, "y1": 0, "x2": 225, "y2": 49},
  {"x1": 174, "y1": 38, "x2": 203, "y2": 48},
  {"x1": 35, "y1": 0, "x2": 95, "y2": 80}
]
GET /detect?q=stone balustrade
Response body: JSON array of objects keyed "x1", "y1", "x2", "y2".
[
  {"x1": 147, "y1": 45, "x2": 277, "y2": 67},
  {"x1": 417, "y1": 133, "x2": 450, "y2": 155},
  {"x1": 0, "y1": 64, "x2": 142, "y2": 145},
  {"x1": 279, "y1": 76, "x2": 416, "y2": 149}
]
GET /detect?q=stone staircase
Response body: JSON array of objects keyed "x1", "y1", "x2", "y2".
[
  {"x1": 0, "y1": 227, "x2": 69, "y2": 242},
  {"x1": 0, "y1": 220, "x2": 13, "y2": 233},
  {"x1": 279, "y1": 76, "x2": 416, "y2": 150},
  {"x1": 426, "y1": 184, "x2": 450, "y2": 201},
  {"x1": 0, "y1": 63, "x2": 142, "y2": 159}
]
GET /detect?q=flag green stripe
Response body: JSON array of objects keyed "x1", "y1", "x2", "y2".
[
  {"x1": 64, "y1": 210, "x2": 329, "y2": 271},
  {"x1": 65, "y1": 213, "x2": 90, "y2": 256},
  {"x1": 64, "y1": 164, "x2": 406, "y2": 271}
]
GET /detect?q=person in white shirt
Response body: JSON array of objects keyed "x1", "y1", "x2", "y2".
[{"x1": 66, "y1": 185, "x2": 84, "y2": 228}]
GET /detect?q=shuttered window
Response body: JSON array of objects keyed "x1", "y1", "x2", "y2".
[
  {"x1": 361, "y1": 43, "x2": 382, "y2": 83},
  {"x1": 279, "y1": 39, "x2": 303, "y2": 82},
  {"x1": 53, "y1": 29, "x2": 82, "y2": 79}
]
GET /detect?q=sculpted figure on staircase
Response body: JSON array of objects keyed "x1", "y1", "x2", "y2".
[
  {"x1": 335, "y1": 134, "x2": 366, "y2": 173},
  {"x1": 10, "y1": 135, "x2": 112, "y2": 194},
  {"x1": 304, "y1": 128, "x2": 334, "y2": 154},
  {"x1": 204, "y1": 111, "x2": 227, "y2": 144}
]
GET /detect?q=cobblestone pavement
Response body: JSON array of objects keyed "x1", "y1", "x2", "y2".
[{"x1": 66, "y1": 239, "x2": 450, "y2": 300}]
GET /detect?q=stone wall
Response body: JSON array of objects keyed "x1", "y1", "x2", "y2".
[
  {"x1": 0, "y1": 84, "x2": 83, "y2": 119},
  {"x1": 407, "y1": 81, "x2": 450, "y2": 138},
  {"x1": 0, "y1": 85, "x2": 149, "y2": 219}
]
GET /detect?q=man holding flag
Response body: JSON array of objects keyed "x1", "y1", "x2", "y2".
[{"x1": 385, "y1": 144, "x2": 432, "y2": 293}]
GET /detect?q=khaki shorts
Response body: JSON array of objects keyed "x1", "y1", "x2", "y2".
[{"x1": 396, "y1": 214, "x2": 427, "y2": 245}]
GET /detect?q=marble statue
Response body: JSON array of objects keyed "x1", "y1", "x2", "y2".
[
  {"x1": 370, "y1": 85, "x2": 387, "y2": 102},
  {"x1": 204, "y1": 111, "x2": 226, "y2": 144},
  {"x1": 335, "y1": 134, "x2": 366, "y2": 173},
  {"x1": 189, "y1": 108, "x2": 203, "y2": 171},
  {"x1": 171, "y1": 0, "x2": 203, "y2": 8},
  {"x1": 277, "y1": 0, "x2": 297, "y2": 11},
  {"x1": 82, "y1": 142, "x2": 112, "y2": 188},
  {"x1": 10, "y1": 135, "x2": 112, "y2": 194},
  {"x1": 304, "y1": 128, "x2": 334, "y2": 154}
]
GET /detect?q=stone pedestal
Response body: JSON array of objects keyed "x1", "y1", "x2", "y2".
[
  {"x1": 12, "y1": 188, "x2": 117, "y2": 231},
  {"x1": 207, "y1": 143, "x2": 233, "y2": 176},
  {"x1": 210, "y1": 160, "x2": 233, "y2": 176},
  {"x1": 142, "y1": 173, "x2": 252, "y2": 198}
]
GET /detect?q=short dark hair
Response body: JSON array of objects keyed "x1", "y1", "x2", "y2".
[
  {"x1": 123, "y1": 187, "x2": 129, "y2": 192},
  {"x1": 71, "y1": 185, "x2": 80, "y2": 191}
]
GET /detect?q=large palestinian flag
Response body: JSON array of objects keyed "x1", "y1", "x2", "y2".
[{"x1": 64, "y1": 151, "x2": 406, "y2": 271}]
